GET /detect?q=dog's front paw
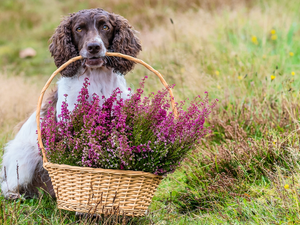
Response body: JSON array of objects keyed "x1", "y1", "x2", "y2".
[{"x1": 3, "y1": 192, "x2": 24, "y2": 201}]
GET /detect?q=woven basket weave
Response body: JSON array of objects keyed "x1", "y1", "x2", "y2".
[{"x1": 36, "y1": 53, "x2": 178, "y2": 217}]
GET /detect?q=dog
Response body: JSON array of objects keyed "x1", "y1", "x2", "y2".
[{"x1": 1, "y1": 8, "x2": 141, "y2": 199}]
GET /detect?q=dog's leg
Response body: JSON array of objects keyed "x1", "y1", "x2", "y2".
[{"x1": 1, "y1": 112, "x2": 53, "y2": 199}]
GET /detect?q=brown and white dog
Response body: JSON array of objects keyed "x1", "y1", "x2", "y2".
[{"x1": 1, "y1": 8, "x2": 141, "y2": 199}]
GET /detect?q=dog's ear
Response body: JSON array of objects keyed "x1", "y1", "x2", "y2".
[
  {"x1": 108, "y1": 14, "x2": 142, "y2": 75},
  {"x1": 49, "y1": 14, "x2": 81, "y2": 77}
]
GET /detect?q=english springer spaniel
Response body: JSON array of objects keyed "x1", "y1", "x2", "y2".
[{"x1": 1, "y1": 8, "x2": 141, "y2": 199}]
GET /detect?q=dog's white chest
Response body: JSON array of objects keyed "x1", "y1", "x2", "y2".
[{"x1": 56, "y1": 67, "x2": 130, "y2": 118}]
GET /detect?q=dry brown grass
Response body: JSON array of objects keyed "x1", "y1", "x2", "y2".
[
  {"x1": 64, "y1": 0, "x2": 254, "y2": 29},
  {"x1": 133, "y1": 9, "x2": 219, "y2": 97},
  {"x1": 125, "y1": 0, "x2": 299, "y2": 100},
  {"x1": 0, "y1": 73, "x2": 48, "y2": 147}
]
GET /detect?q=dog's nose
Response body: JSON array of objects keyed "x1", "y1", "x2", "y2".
[{"x1": 87, "y1": 42, "x2": 101, "y2": 54}]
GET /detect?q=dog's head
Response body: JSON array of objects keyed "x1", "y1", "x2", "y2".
[{"x1": 49, "y1": 8, "x2": 142, "y2": 77}]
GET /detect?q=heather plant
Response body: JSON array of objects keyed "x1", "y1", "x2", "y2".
[
  {"x1": 40, "y1": 77, "x2": 216, "y2": 175},
  {"x1": 170, "y1": 100, "x2": 300, "y2": 212}
]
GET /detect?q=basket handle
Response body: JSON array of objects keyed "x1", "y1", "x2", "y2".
[{"x1": 36, "y1": 52, "x2": 178, "y2": 163}]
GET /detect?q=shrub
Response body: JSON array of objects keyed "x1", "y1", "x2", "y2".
[
  {"x1": 40, "y1": 77, "x2": 217, "y2": 175},
  {"x1": 172, "y1": 98, "x2": 300, "y2": 212}
]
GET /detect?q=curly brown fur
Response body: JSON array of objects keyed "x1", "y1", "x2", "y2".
[
  {"x1": 49, "y1": 14, "x2": 81, "y2": 77},
  {"x1": 107, "y1": 13, "x2": 142, "y2": 74}
]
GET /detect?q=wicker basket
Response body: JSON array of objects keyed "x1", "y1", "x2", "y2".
[{"x1": 36, "y1": 53, "x2": 178, "y2": 217}]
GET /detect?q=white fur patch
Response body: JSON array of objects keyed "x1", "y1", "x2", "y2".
[
  {"x1": 56, "y1": 67, "x2": 130, "y2": 117},
  {"x1": 93, "y1": 19, "x2": 106, "y2": 56}
]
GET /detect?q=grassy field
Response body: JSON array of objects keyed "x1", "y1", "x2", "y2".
[{"x1": 1, "y1": 0, "x2": 300, "y2": 223}]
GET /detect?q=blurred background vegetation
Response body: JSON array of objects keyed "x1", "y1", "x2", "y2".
[
  {"x1": 1, "y1": 0, "x2": 300, "y2": 100},
  {"x1": 2, "y1": 0, "x2": 300, "y2": 224}
]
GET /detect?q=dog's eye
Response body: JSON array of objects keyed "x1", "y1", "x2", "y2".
[
  {"x1": 76, "y1": 27, "x2": 82, "y2": 32},
  {"x1": 102, "y1": 25, "x2": 109, "y2": 31}
]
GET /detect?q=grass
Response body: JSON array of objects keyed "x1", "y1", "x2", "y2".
[{"x1": 1, "y1": 0, "x2": 300, "y2": 223}]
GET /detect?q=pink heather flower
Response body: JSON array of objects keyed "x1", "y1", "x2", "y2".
[{"x1": 40, "y1": 77, "x2": 216, "y2": 175}]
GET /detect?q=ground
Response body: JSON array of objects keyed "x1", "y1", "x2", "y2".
[{"x1": 1, "y1": 0, "x2": 300, "y2": 224}]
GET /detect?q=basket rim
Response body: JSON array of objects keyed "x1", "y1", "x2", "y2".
[{"x1": 44, "y1": 162, "x2": 163, "y2": 179}]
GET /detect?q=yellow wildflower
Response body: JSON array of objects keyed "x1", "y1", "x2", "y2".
[
  {"x1": 217, "y1": 85, "x2": 221, "y2": 89},
  {"x1": 251, "y1": 36, "x2": 258, "y2": 45},
  {"x1": 289, "y1": 52, "x2": 294, "y2": 56},
  {"x1": 284, "y1": 184, "x2": 289, "y2": 189},
  {"x1": 271, "y1": 75, "x2": 276, "y2": 80},
  {"x1": 262, "y1": 54, "x2": 267, "y2": 59},
  {"x1": 271, "y1": 29, "x2": 276, "y2": 35},
  {"x1": 291, "y1": 71, "x2": 295, "y2": 76},
  {"x1": 238, "y1": 75, "x2": 243, "y2": 80},
  {"x1": 271, "y1": 35, "x2": 277, "y2": 40},
  {"x1": 215, "y1": 70, "x2": 220, "y2": 76},
  {"x1": 244, "y1": 193, "x2": 250, "y2": 198}
]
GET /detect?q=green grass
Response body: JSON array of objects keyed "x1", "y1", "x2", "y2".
[{"x1": 2, "y1": 0, "x2": 300, "y2": 224}]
